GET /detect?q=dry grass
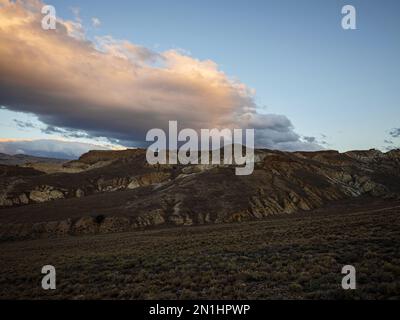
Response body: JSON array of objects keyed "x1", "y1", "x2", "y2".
[{"x1": 0, "y1": 199, "x2": 399, "y2": 300}]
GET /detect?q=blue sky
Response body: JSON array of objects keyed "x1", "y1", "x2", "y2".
[{"x1": 1, "y1": 0, "x2": 399, "y2": 153}]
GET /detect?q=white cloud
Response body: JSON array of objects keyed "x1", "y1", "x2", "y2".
[{"x1": 91, "y1": 17, "x2": 101, "y2": 27}]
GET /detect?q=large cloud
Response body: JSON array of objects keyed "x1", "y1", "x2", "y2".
[{"x1": 0, "y1": 0, "x2": 321, "y2": 151}]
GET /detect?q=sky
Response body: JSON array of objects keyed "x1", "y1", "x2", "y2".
[{"x1": 0, "y1": 0, "x2": 399, "y2": 158}]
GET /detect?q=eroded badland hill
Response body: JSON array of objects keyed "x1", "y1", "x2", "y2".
[{"x1": 0, "y1": 148, "x2": 399, "y2": 240}]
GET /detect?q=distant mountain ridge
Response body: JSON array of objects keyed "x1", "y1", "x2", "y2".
[
  {"x1": 0, "y1": 139, "x2": 111, "y2": 160},
  {"x1": 0, "y1": 152, "x2": 67, "y2": 166}
]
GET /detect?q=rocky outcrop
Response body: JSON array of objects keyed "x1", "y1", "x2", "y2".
[
  {"x1": 78, "y1": 149, "x2": 145, "y2": 165},
  {"x1": 29, "y1": 186, "x2": 65, "y2": 203},
  {"x1": 0, "y1": 170, "x2": 171, "y2": 207}
]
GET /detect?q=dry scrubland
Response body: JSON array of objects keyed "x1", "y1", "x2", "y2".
[{"x1": 0, "y1": 199, "x2": 399, "y2": 300}]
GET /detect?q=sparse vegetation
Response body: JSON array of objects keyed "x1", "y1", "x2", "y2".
[
  {"x1": 0, "y1": 200, "x2": 399, "y2": 300},
  {"x1": 93, "y1": 214, "x2": 105, "y2": 224}
]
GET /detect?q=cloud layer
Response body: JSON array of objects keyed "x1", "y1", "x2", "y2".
[
  {"x1": 0, "y1": 0, "x2": 321, "y2": 151},
  {"x1": 0, "y1": 139, "x2": 108, "y2": 159}
]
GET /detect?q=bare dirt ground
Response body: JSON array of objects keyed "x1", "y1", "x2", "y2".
[{"x1": 0, "y1": 198, "x2": 399, "y2": 300}]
